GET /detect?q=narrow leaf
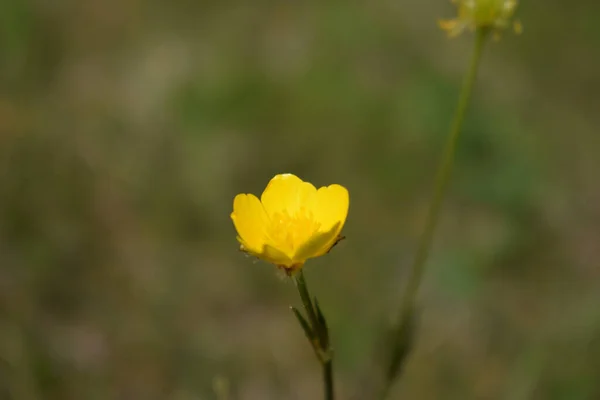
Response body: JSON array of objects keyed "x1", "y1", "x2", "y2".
[
  {"x1": 290, "y1": 306, "x2": 314, "y2": 341},
  {"x1": 314, "y1": 297, "x2": 328, "y2": 332},
  {"x1": 386, "y1": 307, "x2": 417, "y2": 381},
  {"x1": 314, "y1": 297, "x2": 330, "y2": 350}
]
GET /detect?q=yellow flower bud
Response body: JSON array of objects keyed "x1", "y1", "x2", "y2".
[{"x1": 439, "y1": 0, "x2": 521, "y2": 39}]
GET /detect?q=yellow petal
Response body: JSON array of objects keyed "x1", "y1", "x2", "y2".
[
  {"x1": 513, "y1": 20, "x2": 522, "y2": 34},
  {"x1": 260, "y1": 174, "x2": 317, "y2": 217},
  {"x1": 438, "y1": 18, "x2": 457, "y2": 31},
  {"x1": 263, "y1": 244, "x2": 294, "y2": 267},
  {"x1": 313, "y1": 184, "x2": 349, "y2": 232},
  {"x1": 231, "y1": 193, "x2": 268, "y2": 254},
  {"x1": 293, "y1": 222, "x2": 341, "y2": 263},
  {"x1": 438, "y1": 18, "x2": 466, "y2": 37}
]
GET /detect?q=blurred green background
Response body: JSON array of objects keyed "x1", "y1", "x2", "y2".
[{"x1": 1, "y1": 0, "x2": 600, "y2": 399}]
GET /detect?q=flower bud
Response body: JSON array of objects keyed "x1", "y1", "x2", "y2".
[{"x1": 439, "y1": 0, "x2": 521, "y2": 39}]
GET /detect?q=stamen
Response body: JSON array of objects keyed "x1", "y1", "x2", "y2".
[{"x1": 267, "y1": 207, "x2": 321, "y2": 255}]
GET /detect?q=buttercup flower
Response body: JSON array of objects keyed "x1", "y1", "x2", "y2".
[
  {"x1": 231, "y1": 174, "x2": 349, "y2": 273},
  {"x1": 439, "y1": 0, "x2": 521, "y2": 39}
]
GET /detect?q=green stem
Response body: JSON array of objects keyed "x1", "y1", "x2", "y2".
[
  {"x1": 403, "y1": 28, "x2": 488, "y2": 322},
  {"x1": 381, "y1": 28, "x2": 489, "y2": 398},
  {"x1": 323, "y1": 359, "x2": 334, "y2": 400},
  {"x1": 294, "y1": 270, "x2": 335, "y2": 400},
  {"x1": 294, "y1": 270, "x2": 319, "y2": 330}
]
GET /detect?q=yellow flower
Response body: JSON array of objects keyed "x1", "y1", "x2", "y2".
[
  {"x1": 439, "y1": 0, "x2": 521, "y2": 39},
  {"x1": 231, "y1": 173, "x2": 349, "y2": 273}
]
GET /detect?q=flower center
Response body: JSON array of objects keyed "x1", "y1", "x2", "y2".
[{"x1": 268, "y1": 207, "x2": 321, "y2": 256}]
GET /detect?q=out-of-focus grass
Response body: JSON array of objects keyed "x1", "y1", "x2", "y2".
[{"x1": 1, "y1": 1, "x2": 600, "y2": 399}]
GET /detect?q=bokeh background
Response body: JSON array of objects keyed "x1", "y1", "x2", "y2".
[{"x1": 1, "y1": 0, "x2": 600, "y2": 399}]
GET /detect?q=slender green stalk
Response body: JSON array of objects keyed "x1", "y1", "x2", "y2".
[
  {"x1": 293, "y1": 270, "x2": 334, "y2": 400},
  {"x1": 295, "y1": 270, "x2": 319, "y2": 329},
  {"x1": 405, "y1": 28, "x2": 489, "y2": 322},
  {"x1": 380, "y1": 28, "x2": 490, "y2": 398},
  {"x1": 322, "y1": 358, "x2": 334, "y2": 400}
]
